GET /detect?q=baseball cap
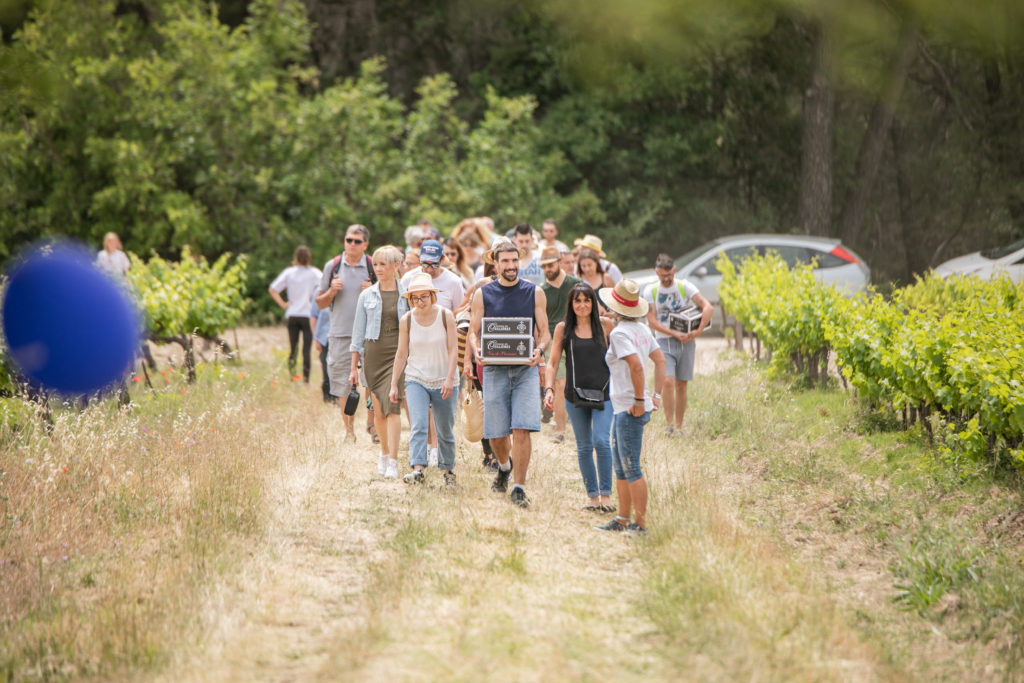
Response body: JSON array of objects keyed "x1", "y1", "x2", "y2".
[{"x1": 419, "y1": 239, "x2": 443, "y2": 264}]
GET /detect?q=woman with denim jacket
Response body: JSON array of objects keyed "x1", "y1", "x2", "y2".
[{"x1": 350, "y1": 245, "x2": 409, "y2": 478}]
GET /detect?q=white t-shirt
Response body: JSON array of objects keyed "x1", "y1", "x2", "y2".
[
  {"x1": 540, "y1": 239, "x2": 569, "y2": 253},
  {"x1": 642, "y1": 278, "x2": 700, "y2": 339},
  {"x1": 270, "y1": 265, "x2": 323, "y2": 318},
  {"x1": 602, "y1": 260, "x2": 623, "y2": 285},
  {"x1": 400, "y1": 266, "x2": 465, "y2": 311},
  {"x1": 606, "y1": 319, "x2": 658, "y2": 414},
  {"x1": 96, "y1": 249, "x2": 130, "y2": 278}
]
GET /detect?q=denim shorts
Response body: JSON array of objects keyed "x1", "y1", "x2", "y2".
[
  {"x1": 658, "y1": 337, "x2": 695, "y2": 382},
  {"x1": 612, "y1": 410, "x2": 650, "y2": 483},
  {"x1": 482, "y1": 364, "x2": 541, "y2": 438}
]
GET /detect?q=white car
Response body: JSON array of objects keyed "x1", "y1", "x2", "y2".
[
  {"x1": 622, "y1": 234, "x2": 871, "y2": 330},
  {"x1": 933, "y1": 237, "x2": 1024, "y2": 283}
]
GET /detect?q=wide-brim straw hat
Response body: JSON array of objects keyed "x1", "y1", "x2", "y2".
[
  {"x1": 401, "y1": 271, "x2": 439, "y2": 298},
  {"x1": 573, "y1": 234, "x2": 606, "y2": 258},
  {"x1": 599, "y1": 279, "x2": 649, "y2": 318},
  {"x1": 481, "y1": 237, "x2": 527, "y2": 266}
]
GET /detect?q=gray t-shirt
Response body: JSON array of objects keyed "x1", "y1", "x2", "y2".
[{"x1": 319, "y1": 255, "x2": 372, "y2": 337}]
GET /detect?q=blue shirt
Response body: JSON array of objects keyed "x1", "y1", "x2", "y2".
[{"x1": 312, "y1": 304, "x2": 330, "y2": 346}]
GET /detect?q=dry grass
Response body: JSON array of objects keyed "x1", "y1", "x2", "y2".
[
  {"x1": 5, "y1": 330, "x2": 1010, "y2": 680},
  {"x1": 0, "y1": 336, "x2": 278, "y2": 679}
]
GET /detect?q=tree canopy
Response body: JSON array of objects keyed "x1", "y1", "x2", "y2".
[{"x1": 2, "y1": 0, "x2": 1023, "y2": 298}]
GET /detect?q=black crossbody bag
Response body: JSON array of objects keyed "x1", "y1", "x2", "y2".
[{"x1": 570, "y1": 337, "x2": 607, "y2": 408}]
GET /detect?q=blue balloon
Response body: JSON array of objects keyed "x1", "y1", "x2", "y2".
[{"x1": 2, "y1": 244, "x2": 142, "y2": 396}]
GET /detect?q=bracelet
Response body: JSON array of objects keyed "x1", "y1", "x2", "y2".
[
  {"x1": 633, "y1": 397, "x2": 644, "y2": 402},
  {"x1": 653, "y1": 393, "x2": 662, "y2": 399},
  {"x1": 544, "y1": 387, "x2": 554, "y2": 393}
]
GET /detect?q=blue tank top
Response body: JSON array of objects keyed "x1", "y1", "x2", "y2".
[{"x1": 481, "y1": 278, "x2": 535, "y2": 324}]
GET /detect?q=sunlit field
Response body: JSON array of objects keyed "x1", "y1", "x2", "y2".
[{"x1": 2, "y1": 330, "x2": 1021, "y2": 680}]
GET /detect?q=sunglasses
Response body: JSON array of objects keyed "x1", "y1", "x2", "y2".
[
  {"x1": 345, "y1": 237, "x2": 364, "y2": 244},
  {"x1": 408, "y1": 293, "x2": 432, "y2": 303},
  {"x1": 422, "y1": 262, "x2": 441, "y2": 270}
]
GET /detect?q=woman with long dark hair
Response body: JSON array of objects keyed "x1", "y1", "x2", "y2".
[
  {"x1": 543, "y1": 282, "x2": 615, "y2": 511},
  {"x1": 442, "y1": 237, "x2": 474, "y2": 290}
]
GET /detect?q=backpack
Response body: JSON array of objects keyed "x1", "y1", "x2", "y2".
[
  {"x1": 330, "y1": 253, "x2": 377, "y2": 284},
  {"x1": 327, "y1": 253, "x2": 376, "y2": 310},
  {"x1": 651, "y1": 280, "x2": 688, "y2": 308}
]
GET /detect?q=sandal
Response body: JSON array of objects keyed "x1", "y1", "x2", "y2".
[
  {"x1": 582, "y1": 505, "x2": 603, "y2": 512},
  {"x1": 599, "y1": 505, "x2": 617, "y2": 513}
]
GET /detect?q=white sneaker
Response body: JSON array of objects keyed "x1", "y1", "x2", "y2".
[
  {"x1": 384, "y1": 459, "x2": 398, "y2": 479},
  {"x1": 378, "y1": 452, "x2": 388, "y2": 475},
  {"x1": 427, "y1": 447, "x2": 438, "y2": 467}
]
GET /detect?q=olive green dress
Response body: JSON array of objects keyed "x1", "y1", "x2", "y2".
[{"x1": 364, "y1": 288, "x2": 403, "y2": 415}]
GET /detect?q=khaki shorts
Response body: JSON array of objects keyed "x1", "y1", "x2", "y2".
[{"x1": 327, "y1": 335, "x2": 354, "y2": 397}]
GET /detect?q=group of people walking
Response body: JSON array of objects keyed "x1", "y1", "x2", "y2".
[{"x1": 267, "y1": 218, "x2": 713, "y2": 535}]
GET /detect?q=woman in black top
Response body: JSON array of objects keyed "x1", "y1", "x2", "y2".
[{"x1": 543, "y1": 283, "x2": 616, "y2": 511}]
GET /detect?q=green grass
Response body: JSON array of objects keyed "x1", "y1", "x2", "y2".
[{"x1": 675, "y1": 358, "x2": 1024, "y2": 675}]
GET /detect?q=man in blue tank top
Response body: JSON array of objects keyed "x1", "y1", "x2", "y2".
[{"x1": 466, "y1": 241, "x2": 551, "y2": 508}]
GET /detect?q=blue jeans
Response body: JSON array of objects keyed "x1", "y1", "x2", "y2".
[
  {"x1": 405, "y1": 380, "x2": 458, "y2": 470},
  {"x1": 565, "y1": 400, "x2": 614, "y2": 498},
  {"x1": 612, "y1": 410, "x2": 650, "y2": 483}
]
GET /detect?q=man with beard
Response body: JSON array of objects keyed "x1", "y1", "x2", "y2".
[
  {"x1": 466, "y1": 241, "x2": 550, "y2": 508},
  {"x1": 539, "y1": 246, "x2": 580, "y2": 442}
]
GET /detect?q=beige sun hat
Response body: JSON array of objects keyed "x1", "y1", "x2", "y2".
[
  {"x1": 401, "y1": 271, "x2": 439, "y2": 298},
  {"x1": 481, "y1": 237, "x2": 527, "y2": 265},
  {"x1": 537, "y1": 246, "x2": 561, "y2": 265},
  {"x1": 598, "y1": 278, "x2": 649, "y2": 318},
  {"x1": 573, "y1": 234, "x2": 606, "y2": 258}
]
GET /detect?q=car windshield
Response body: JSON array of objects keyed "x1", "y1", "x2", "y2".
[
  {"x1": 674, "y1": 241, "x2": 719, "y2": 270},
  {"x1": 980, "y1": 237, "x2": 1024, "y2": 260}
]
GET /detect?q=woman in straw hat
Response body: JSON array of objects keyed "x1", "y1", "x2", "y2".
[
  {"x1": 594, "y1": 278, "x2": 665, "y2": 535},
  {"x1": 576, "y1": 248, "x2": 615, "y2": 308},
  {"x1": 390, "y1": 272, "x2": 460, "y2": 485},
  {"x1": 574, "y1": 234, "x2": 623, "y2": 284},
  {"x1": 350, "y1": 245, "x2": 409, "y2": 479}
]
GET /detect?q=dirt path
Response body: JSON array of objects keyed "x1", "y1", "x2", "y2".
[{"x1": 159, "y1": 335, "x2": 879, "y2": 680}]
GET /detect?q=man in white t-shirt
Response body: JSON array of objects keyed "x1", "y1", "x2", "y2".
[
  {"x1": 512, "y1": 223, "x2": 545, "y2": 285},
  {"x1": 642, "y1": 253, "x2": 713, "y2": 436},
  {"x1": 539, "y1": 218, "x2": 569, "y2": 253},
  {"x1": 400, "y1": 240, "x2": 465, "y2": 311}
]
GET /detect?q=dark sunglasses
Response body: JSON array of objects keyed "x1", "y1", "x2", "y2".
[{"x1": 345, "y1": 237, "x2": 364, "y2": 244}]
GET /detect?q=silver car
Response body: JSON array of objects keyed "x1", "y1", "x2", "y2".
[
  {"x1": 933, "y1": 237, "x2": 1024, "y2": 283},
  {"x1": 622, "y1": 234, "x2": 871, "y2": 329}
]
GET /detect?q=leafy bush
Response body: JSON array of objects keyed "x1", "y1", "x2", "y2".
[
  {"x1": 717, "y1": 251, "x2": 843, "y2": 386},
  {"x1": 127, "y1": 248, "x2": 248, "y2": 381},
  {"x1": 722, "y1": 258, "x2": 1024, "y2": 470}
]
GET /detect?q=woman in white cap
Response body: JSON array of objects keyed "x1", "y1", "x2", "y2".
[
  {"x1": 595, "y1": 279, "x2": 665, "y2": 535},
  {"x1": 389, "y1": 272, "x2": 460, "y2": 485}
]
